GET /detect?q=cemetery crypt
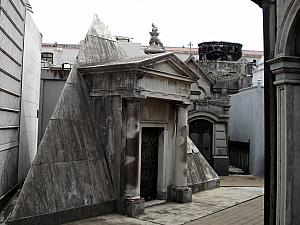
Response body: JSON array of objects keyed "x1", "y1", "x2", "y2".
[{"x1": 7, "y1": 16, "x2": 219, "y2": 225}]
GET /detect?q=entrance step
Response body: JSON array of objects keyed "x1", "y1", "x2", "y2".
[{"x1": 145, "y1": 200, "x2": 167, "y2": 208}]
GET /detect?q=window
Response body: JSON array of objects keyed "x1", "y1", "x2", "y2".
[{"x1": 41, "y1": 52, "x2": 53, "y2": 64}]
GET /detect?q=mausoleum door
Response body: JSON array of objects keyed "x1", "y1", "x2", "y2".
[
  {"x1": 189, "y1": 120, "x2": 213, "y2": 166},
  {"x1": 140, "y1": 127, "x2": 159, "y2": 201}
]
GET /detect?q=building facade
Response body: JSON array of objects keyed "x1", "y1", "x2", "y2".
[
  {"x1": 0, "y1": 0, "x2": 41, "y2": 207},
  {"x1": 251, "y1": 0, "x2": 300, "y2": 224},
  {"x1": 229, "y1": 84, "x2": 265, "y2": 176},
  {"x1": 8, "y1": 15, "x2": 206, "y2": 225},
  {"x1": 185, "y1": 42, "x2": 254, "y2": 176}
]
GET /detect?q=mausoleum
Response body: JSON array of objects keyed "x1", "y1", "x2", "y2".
[{"x1": 7, "y1": 15, "x2": 216, "y2": 225}]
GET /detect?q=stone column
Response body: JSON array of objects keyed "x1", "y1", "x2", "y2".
[
  {"x1": 124, "y1": 99, "x2": 140, "y2": 198},
  {"x1": 117, "y1": 98, "x2": 144, "y2": 217},
  {"x1": 168, "y1": 104, "x2": 192, "y2": 203},
  {"x1": 175, "y1": 104, "x2": 188, "y2": 187},
  {"x1": 269, "y1": 56, "x2": 300, "y2": 225}
]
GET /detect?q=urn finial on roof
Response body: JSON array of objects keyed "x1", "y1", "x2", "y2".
[{"x1": 144, "y1": 23, "x2": 166, "y2": 54}]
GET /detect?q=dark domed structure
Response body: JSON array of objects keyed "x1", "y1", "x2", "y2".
[{"x1": 198, "y1": 41, "x2": 242, "y2": 61}]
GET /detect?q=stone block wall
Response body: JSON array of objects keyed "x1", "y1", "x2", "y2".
[
  {"x1": 0, "y1": 0, "x2": 41, "y2": 202},
  {"x1": 0, "y1": 0, "x2": 26, "y2": 200}
]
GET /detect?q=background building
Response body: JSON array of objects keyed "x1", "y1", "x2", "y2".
[
  {"x1": 186, "y1": 41, "x2": 256, "y2": 176},
  {"x1": 38, "y1": 43, "x2": 79, "y2": 144},
  {"x1": 252, "y1": 56, "x2": 264, "y2": 86},
  {"x1": 228, "y1": 83, "x2": 264, "y2": 176}
]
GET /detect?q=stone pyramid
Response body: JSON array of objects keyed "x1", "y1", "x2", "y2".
[
  {"x1": 7, "y1": 15, "x2": 121, "y2": 225},
  {"x1": 187, "y1": 137, "x2": 220, "y2": 192},
  {"x1": 78, "y1": 14, "x2": 127, "y2": 66}
]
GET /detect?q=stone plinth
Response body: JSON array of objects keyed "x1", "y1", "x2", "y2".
[
  {"x1": 116, "y1": 197, "x2": 145, "y2": 217},
  {"x1": 168, "y1": 186, "x2": 192, "y2": 203}
]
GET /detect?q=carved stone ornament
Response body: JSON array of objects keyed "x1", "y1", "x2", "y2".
[{"x1": 144, "y1": 23, "x2": 166, "y2": 54}]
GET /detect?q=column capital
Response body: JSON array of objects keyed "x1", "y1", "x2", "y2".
[{"x1": 268, "y1": 56, "x2": 300, "y2": 85}]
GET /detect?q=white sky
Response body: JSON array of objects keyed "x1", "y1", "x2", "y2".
[{"x1": 28, "y1": 0, "x2": 263, "y2": 50}]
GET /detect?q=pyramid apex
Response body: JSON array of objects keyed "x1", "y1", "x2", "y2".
[
  {"x1": 87, "y1": 14, "x2": 116, "y2": 42},
  {"x1": 78, "y1": 14, "x2": 127, "y2": 66}
]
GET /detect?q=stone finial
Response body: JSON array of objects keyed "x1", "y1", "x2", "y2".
[{"x1": 144, "y1": 23, "x2": 166, "y2": 54}]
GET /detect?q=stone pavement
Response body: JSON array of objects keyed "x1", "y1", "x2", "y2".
[
  {"x1": 65, "y1": 175, "x2": 264, "y2": 225},
  {"x1": 186, "y1": 196, "x2": 263, "y2": 225},
  {"x1": 0, "y1": 176, "x2": 264, "y2": 225}
]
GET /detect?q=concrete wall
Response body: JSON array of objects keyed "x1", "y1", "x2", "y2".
[
  {"x1": 228, "y1": 85, "x2": 264, "y2": 176},
  {"x1": 0, "y1": 1, "x2": 41, "y2": 201},
  {"x1": 18, "y1": 12, "x2": 42, "y2": 182},
  {"x1": 118, "y1": 41, "x2": 144, "y2": 58},
  {"x1": 38, "y1": 69, "x2": 68, "y2": 144},
  {"x1": 0, "y1": 0, "x2": 26, "y2": 199}
]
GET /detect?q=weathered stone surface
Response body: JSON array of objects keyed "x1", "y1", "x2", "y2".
[
  {"x1": 187, "y1": 137, "x2": 220, "y2": 192},
  {"x1": 92, "y1": 96, "x2": 122, "y2": 197},
  {"x1": 0, "y1": 148, "x2": 18, "y2": 198},
  {"x1": 78, "y1": 15, "x2": 127, "y2": 66},
  {"x1": 167, "y1": 186, "x2": 192, "y2": 203},
  {"x1": 7, "y1": 66, "x2": 116, "y2": 225},
  {"x1": 116, "y1": 198, "x2": 145, "y2": 217},
  {"x1": 144, "y1": 23, "x2": 166, "y2": 54}
]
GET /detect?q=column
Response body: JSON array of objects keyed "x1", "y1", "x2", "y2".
[
  {"x1": 117, "y1": 98, "x2": 144, "y2": 217},
  {"x1": 175, "y1": 104, "x2": 188, "y2": 187},
  {"x1": 124, "y1": 99, "x2": 140, "y2": 198},
  {"x1": 168, "y1": 104, "x2": 192, "y2": 203},
  {"x1": 269, "y1": 56, "x2": 300, "y2": 224}
]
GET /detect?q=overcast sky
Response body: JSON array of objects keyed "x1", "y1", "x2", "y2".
[{"x1": 28, "y1": 0, "x2": 263, "y2": 50}]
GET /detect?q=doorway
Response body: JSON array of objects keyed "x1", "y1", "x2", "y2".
[
  {"x1": 140, "y1": 127, "x2": 160, "y2": 201},
  {"x1": 189, "y1": 119, "x2": 213, "y2": 166}
]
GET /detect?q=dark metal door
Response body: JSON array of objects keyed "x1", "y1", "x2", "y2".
[
  {"x1": 140, "y1": 127, "x2": 159, "y2": 201},
  {"x1": 189, "y1": 120, "x2": 213, "y2": 166}
]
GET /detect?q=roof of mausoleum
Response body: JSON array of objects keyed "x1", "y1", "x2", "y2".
[{"x1": 79, "y1": 52, "x2": 199, "y2": 81}]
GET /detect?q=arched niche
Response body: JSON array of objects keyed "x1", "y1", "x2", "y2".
[
  {"x1": 295, "y1": 18, "x2": 300, "y2": 56},
  {"x1": 276, "y1": 0, "x2": 300, "y2": 56}
]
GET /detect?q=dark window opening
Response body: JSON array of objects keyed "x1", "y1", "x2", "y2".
[{"x1": 41, "y1": 52, "x2": 53, "y2": 64}]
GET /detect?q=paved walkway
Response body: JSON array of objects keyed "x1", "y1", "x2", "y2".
[
  {"x1": 65, "y1": 177, "x2": 264, "y2": 225},
  {"x1": 78, "y1": 195, "x2": 263, "y2": 225},
  {"x1": 1, "y1": 176, "x2": 264, "y2": 225},
  {"x1": 186, "y1": 196, "x2": 264, "y2": 225}
]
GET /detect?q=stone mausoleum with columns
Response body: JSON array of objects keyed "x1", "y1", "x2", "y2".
[
  {"x1": 6, "y1": 15, "x2": 216, "y2": 225},
  {"x1": 79, "y1": 51, "x2": 198, "y2": 215}
]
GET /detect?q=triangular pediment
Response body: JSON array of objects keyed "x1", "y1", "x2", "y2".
[
  {"x1": 151, "y1": 60, "x2": 186, "y2": 77},
  {"x1": 185, "y1": 56, "x2": 213, "y2": 85},
  {"x1": 141, "y1": 54, "x2": 198, "y2": 82}
]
